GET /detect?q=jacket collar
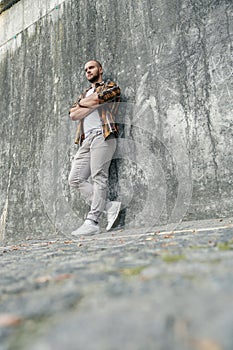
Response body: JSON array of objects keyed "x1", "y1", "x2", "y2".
[{"x1": 85, "y1": 81, "x2": 105, "y2": 92}]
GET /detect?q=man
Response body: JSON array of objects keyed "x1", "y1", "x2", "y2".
[{"x1": 69, "y1": 60, "x2": 121, "y2": 236}]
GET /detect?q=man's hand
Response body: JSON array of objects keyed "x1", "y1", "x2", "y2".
[
  {"x1": 69, "y1": 104, "x2": 91, "y2": 121},
  {"x1": 79, "y1": 92, "x2": 99, "y2": 107},
  {"x1": 69, "y1": 92, "x2": 100, "y2": 121}
]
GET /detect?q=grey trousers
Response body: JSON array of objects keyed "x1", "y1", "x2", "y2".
[{"x1": 68, "y1": 130, "x2": 116, "y2": 223}]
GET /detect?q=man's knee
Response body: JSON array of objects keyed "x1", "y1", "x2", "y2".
[
  {"x1": 92, "y1": 170, "x2": 108, "y2": 188},
  {"x1": 68, "y1": 173, "x2": 82, "y2": 188}
]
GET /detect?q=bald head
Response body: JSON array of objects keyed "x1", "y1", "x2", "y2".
[
  {"x1": 86, "y1": 60, "x2": 102, "y2": 68},
  {"x1": 84, "y1": 60, "x2": 103, "y2": 84}
]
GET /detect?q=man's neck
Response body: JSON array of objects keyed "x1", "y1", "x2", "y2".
[{"x1": 91, "y1": 78, "x2": 103, "y2": 88}]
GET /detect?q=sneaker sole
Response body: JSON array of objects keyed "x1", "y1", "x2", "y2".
[
  {"x1": 106, "y1": 203, "x2": 121, "y2": 231},
  {"x1": 71, "y1": 229, "x2": 100, "y2": 237}
]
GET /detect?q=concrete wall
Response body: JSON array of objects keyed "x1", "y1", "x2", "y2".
[{"x1": 0, "y1": 0, "x2": 232, "y2": 240}]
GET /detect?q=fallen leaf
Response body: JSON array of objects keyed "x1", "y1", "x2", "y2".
[
  {"x1": 161, "y1": 242, "x2": 177, "y2": 247},
  {"x1": 35, "y1": 275, "x2": 52, "y2": 283},
  {"x1": 191, "y1": 338, "x2": 223, "y2": 350},
  {"x1": 0, "y1": 314, "x2": 22, "y2": 327},
  {"x1": 164, "y1": 235, "x2": 175, "y2": 239},
  {"x1": 54, "y1": 274, "x2": 73, "y2": 281},
  {"x1": 11, "y1": 246, "x2": 20, "y2": 251},
  {"x1": 36, "y1": 274, "x2": 73, "y2": 284}
]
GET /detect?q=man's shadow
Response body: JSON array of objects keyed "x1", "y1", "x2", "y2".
[{"x1": 108, "y1": 91, "x2": 127, "y2": 230}]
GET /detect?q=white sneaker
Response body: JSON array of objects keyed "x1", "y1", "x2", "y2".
[
  {"x1": 71, "y1": 220, "x2": 100, "y2": 237},
  {"x1": 106, "y1": 201, "x2": 121, "y2": 231}
]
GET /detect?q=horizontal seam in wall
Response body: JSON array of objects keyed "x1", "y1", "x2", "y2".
[
  {"x1": 0, "y1": 0, "x2": 66, "y2": 50},
  {"x1": 0, "y1": 0, "x2": 21, "y2": 15}
]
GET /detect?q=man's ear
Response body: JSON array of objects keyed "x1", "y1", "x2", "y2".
[{"x1": 99, "y1": 66, "x2": 103, "y2": 75}]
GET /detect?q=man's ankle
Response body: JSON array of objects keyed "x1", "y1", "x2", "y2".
[{"x1": 86, "y1": 218, "x2": 98, "y2": 225}]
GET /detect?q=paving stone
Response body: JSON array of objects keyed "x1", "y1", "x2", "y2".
[{"x1": 0, "y1": 219, "x2": 233, "y2": 350}]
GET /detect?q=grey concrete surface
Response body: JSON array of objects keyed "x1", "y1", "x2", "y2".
[
  {"x1": 0, "y1": 0, "x2": 233, "y2": 240},
  {"x1": 0, "y1": 218, "x2": 233, "y2": 350},
  {"x1": 0, "y1": 1, "x2": 20, "y2": 15},
  {"x1": 1, "y1": 2, "x2": 233, "y2": 348}
]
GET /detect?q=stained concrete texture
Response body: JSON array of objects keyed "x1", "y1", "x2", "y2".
[
  {"x1": 0, "y1": 0, "x2": 233, "y2": 240},
  {"x1": 0, "y1": 218, "x2": 233, "y2": 350},
  {"x1": 0, "y1": 1, "x2": 20, "y2": 15}
]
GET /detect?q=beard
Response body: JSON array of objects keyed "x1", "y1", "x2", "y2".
[{"x1": 87, "y1": 72, "x2": 100, "y2": 83}]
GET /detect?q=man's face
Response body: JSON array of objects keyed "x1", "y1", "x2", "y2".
[{"x1": 84, "y1": 61, "x2": 103, "y2": 83}]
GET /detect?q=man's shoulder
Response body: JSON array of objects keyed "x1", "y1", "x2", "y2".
[
  {"x1": 104, "y1": 79, "x2": 118, "y2": 87},
  {"x1": 95, "y1": 80, "x2": 120, "y2": 93},
  {"x1": 96, "y1": 80, "x2": 119, "y2": 90}
]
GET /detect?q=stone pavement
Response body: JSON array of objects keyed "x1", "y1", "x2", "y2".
[{"x1": 0, "y1": 218, "x2": 233, "y2": 350}]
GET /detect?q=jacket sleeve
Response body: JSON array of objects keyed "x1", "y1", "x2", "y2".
[
  {"x1": 96, "y1": 81, "x2": 121, "y2": 104},
  {"x1": 70, "y1": 93, "x2": 84, "y2": 109}
]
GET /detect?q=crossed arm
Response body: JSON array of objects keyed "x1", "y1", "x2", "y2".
[
  {"x1": 69, "y1": 83, "x2": 121, "y2": 121},
  {"x1": 69, "y1": 92, "x2": 100, "y2": 121}
]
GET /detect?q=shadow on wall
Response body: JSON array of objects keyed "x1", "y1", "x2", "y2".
[{"x1": 0, "y1": 0, "x2": 232, "y2": 240}]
